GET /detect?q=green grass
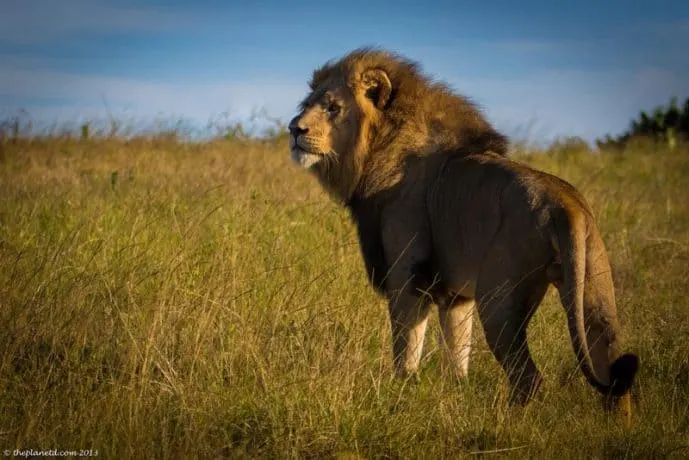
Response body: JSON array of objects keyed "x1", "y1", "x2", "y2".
[{"x1": 1, "y1": 135, "x2": 688, "y2": 458}]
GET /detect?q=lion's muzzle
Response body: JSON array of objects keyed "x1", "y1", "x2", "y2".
[{"x1": 289, "y1": 115, "x2": 325, "y2": 169}]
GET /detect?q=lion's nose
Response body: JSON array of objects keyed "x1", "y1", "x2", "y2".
[{"x1": 288, "y1": 117, "x2": 308, "y2": 138}]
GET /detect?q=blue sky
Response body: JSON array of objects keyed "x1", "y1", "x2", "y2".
[{"x1": 1, "y1": 0, "x2": 688, "y2": 142}]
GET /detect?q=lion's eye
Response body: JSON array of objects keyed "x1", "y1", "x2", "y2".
[{"x1": 326, "y1": 103, "x2": 341, "y2": 116}]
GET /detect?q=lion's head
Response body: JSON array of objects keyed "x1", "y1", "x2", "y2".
[
  {"x1": 288, "y1": 66, "x2": 387, "y2": 167},
  {"x1": 289, "y1": 48, "x2": 508, "y2": 202}
]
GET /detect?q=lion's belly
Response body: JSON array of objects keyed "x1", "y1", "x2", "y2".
[
  {"x1": 427, "y1": 204, "x2": 501, "y2": 299},
  {"x1": 431, "y1": 235, "x2": 488, "y2": 299}
]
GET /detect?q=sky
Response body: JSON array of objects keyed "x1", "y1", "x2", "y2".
[{"x1": 1, "y1": 0, "x2": 688, "y2": 143}]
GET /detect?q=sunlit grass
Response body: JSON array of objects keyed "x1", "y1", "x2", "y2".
[{"x1": 1, "y1": 135, "x2": 688, "y2": 458}]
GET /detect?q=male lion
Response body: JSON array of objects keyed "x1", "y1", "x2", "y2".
[{"x1": 288, "y1": 48, "x2": 638, "y2": 420}]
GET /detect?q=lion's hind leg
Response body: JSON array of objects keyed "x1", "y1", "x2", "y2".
[
  {"x1": 478, "y1": 302, "x2": 541, "y2": 405},
  {"x1": 438, "y1": 296, "x2": 474, "y2": 379},
  {"x1": 476, "y1": 281, "x2": 549, "y2": 406}
]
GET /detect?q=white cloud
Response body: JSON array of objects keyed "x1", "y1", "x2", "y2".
[
  {"x1": 616, "y1": 18, "x2": 689, "y2": 38},
  {"x1": 0, "y1": 0, "x2": 194, "y2": 44},
  {"x1": 489, "y1": 39, "x2": 568, "y2": 54},
  {"x1": 632, "y1": 67, "x2": 686, "y2": 93},
  {"x1": 0, "y1": 65, "x2": 306, "y2": 127},
  {"x1": 445, "y1": 66, "x2": 688, "y2": 141}
]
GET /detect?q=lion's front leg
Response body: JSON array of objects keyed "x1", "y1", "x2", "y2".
[
  {"x1": 438, "y1": 297, "x2": 474, "y2": 379},
  {"x1": 387, "y1": 290, "x2": 432, "y2": 377}
]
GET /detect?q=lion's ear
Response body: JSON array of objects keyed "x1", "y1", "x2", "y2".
[{"x1": 360, "y1": 69, "x2": 392, "y2": 109}]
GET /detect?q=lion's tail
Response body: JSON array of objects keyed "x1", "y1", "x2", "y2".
[{"x1": 554, "y1": 209, "x2": 638, "y2": 398}]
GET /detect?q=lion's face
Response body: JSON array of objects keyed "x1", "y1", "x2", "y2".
[
  {"x1": 289, "y1": 67, "x2": 392, "y2": 172},
  {"x1": 288, "y1": 82, "x2": 360, "y2": 169}
]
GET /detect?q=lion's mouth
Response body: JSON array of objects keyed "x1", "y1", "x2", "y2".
[
  {"x1": 290, "y1": 138, "x2": 324, "y2": 169},
  {"x1": 291, "y1": 148, "x2": 323, "y2": 169}
]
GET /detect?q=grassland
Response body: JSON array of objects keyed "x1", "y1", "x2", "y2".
[{"x1": 0, "y1": 133, "x2": 688, "y2": 458}]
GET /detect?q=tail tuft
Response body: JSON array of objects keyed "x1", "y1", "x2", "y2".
[{"x1": 609, "y1": 353, "x2": 639, "y2": 396}]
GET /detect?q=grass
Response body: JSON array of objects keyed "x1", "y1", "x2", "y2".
[{"x1": 0, "y1": 133, "x2": 688, "y2": 458}]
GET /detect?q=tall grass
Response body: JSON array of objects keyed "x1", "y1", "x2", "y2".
[{"x1": 1, "y1": 134, "x2": 688, "y2": 458}]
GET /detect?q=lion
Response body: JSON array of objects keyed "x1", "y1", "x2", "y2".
[{"x1": 288, "y1": 47, "x2": 638, "y2": 422}]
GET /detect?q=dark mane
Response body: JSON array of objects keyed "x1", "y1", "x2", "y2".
[
  {"x1": 311, "y1": 47, "x2": 509, "y2": 157},
  {"x1": 303, "y1": 47, "x2": 509, "y2": 202}
]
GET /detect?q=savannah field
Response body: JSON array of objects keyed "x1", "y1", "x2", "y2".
[{"x1": 0, "y1": 131, "x2": 688, "y2": 458}]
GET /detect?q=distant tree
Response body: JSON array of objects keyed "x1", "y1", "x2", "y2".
[
  {"x1": 664, "y1": 97, "x2": 681, "y2": 127},
  {"x1": 597, "y1": 97, "x2": 689, "y2": 151},
  {"x1": 681, "y1": 98, "x2": 689, "y2": 134}
]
